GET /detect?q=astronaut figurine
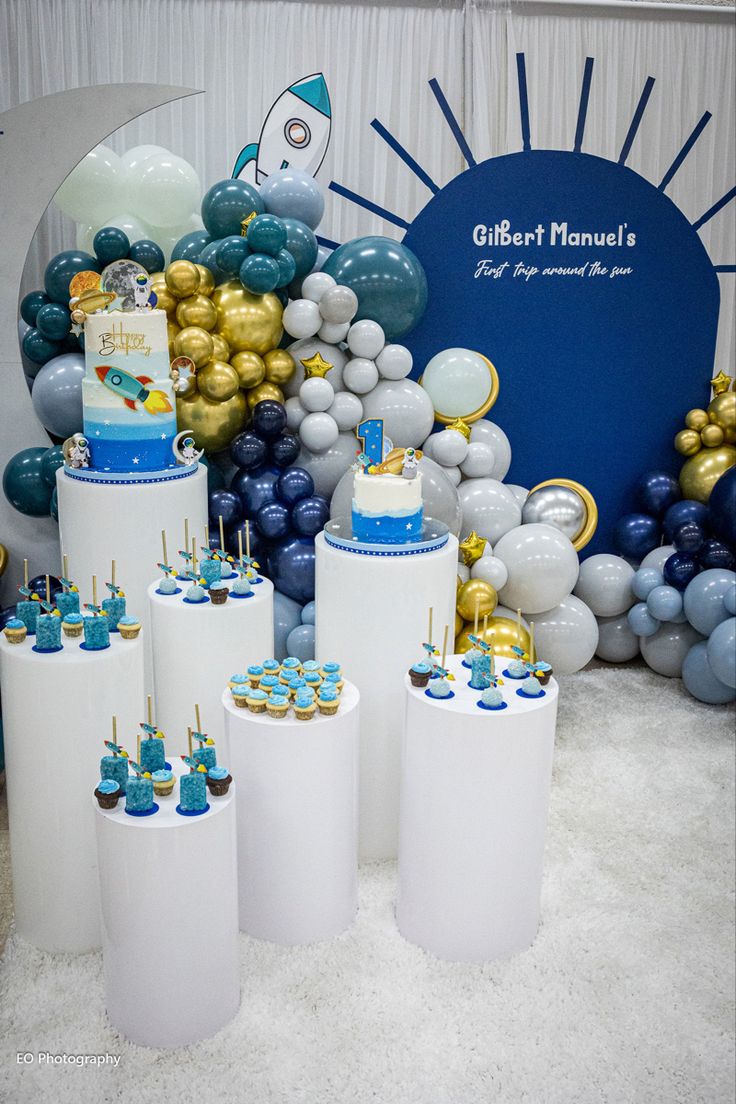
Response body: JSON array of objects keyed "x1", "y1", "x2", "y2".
[
  {"x1": 132, "y1": 272, "x2": 153, "y2": 311},
  {"x1": 402, "y1": 447, "x2": 420, "y2": 480},
  {"x1": 180, "y1": 436, "x2": 200, "y2": 464},
  {"x1": 68, "y1": 434, "x2": 91, "y2": 469}
]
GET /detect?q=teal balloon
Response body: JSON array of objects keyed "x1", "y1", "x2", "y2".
[
  {"x1": 201, "y1": 178, "x2": 264, "y2": 239},
  {"x1": 49, "y1": 486, "x2": 59, "y2": 522},
  {"x1": 22, "y1": 327, "x2": 61, "y2": 365},
  {"x1": 239, "y1": 253, "x2": 280, "y2": 294},
  {"x1": 323, "y1": 235, "x2": 428, "y2": 339},
  {"x1": 172, "y1": 229, "x2": 211, "y2": 262},
  {"x1": 275, "y1": 248, "x2": 296, "y2": 288},
  {"x1": 93, "y1": 226, "x2": 130, "y2": 264},
  {"x1": 216, "y1": 235, "x2": 250, "y2": 276},
  {"x1": 246, "y1": 214, "x2": 287, "y2": 257},
  {"x1": 282, "y1": 218, "x2": 317, "y2": 279},
  {"x1": 3, "y1": 447, "x2": 54, "y2": 516},
  {"x1": 44, "y1": 250, "x2": 100, "y2": 304},
  {"x1": 35, "y1": 302, "x2": 71, "y2": 341},
  {"x1": 20, "y1": 290, "x2": 50, "y2": 326},
  {"x1": 40, "y1": 445, "x2": 65, "y2": 487},
  {"x1": 197, "y1": 240, "x2": 228, "y2": 284},
  {"x1": 129, "y1": 239, "x2": 165, "y2": 273}
]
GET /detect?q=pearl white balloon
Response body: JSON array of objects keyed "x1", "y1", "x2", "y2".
[
  {"x1": 319, "y1": 284, "x2": 358, "y2": 324},
  {"x1": 327, "y1": 391, "x2": 363, "y2": 431},
  {"x1": 496, "y1": 523, "x2": 580, "y2": 614},
  {"x1": 457, "y1": 478, "x2": 521, "y2": 545},
  {"x1": 595, "y1": 613, "x2": 640, "y2": 663},
  {"x1": 285, "y1": 396, "x2": 307, "y2": 432},
  {"x1": 54, "y1": 144, "x2": 127, "y2": 224},
  {"x1": 640, "y1": 622, "x2": 704, "y2": 678},
  {"x1": 457, "y1": 563, "x2": 470, "y2": 583},
  {"x1": 347, "y1": 319, "x2": 385, "y2": 360},
  {"x1": 301, "y1": 271, "x2": 336, "y2": 303},
  {"x1": 330, "y1": 455, "x2": 462, "y2": 536},
  {"x1": 471, "y1": 555, "x2": 508, "y2": 591},
  {"x1": 298, "y1": 412, "x2": 339, "y2": 454},
  {"x1": 283, "y1": 299, "x2": 322, "y2": 340},
  {"x1": 531, "y1": 595, "x2": 599, "y2": 674},
  {"x1": 421, "y1": 348, "x2": 492, "y2": 419},
  {"x1": 318, "y1": 321, "x2": 350, "y2": 344},
  {"x1": 127, "y1": 152, "x2": 201, "y2": 228},
  {"x1": 444, "y1": 465, "x2": 462, "y2": 487},
  {"x1": 284, "y1": 340, "x2": 347, "y2": 398},
  {"x1": 573, "y1": 554, "x2": 635, "y2": 617},
  {"x1": 506, "y1": 484, "x2": 529, "y2": 507},
  {"x1": 431, "y1": 429, "x2": 469, "y2": 468},
  {"x1": 376, "y1": 344, "x2": 412, "y2": 380},
  {"x1": 639, "y1": 544, "x2": 676, "y2": 573},
  {"x1": 297, "y1": 432, "x2": 359, "y2": 498},
  {"x1": 343, "y1": 358, "x2": 379, "y2": 395},
  {"x1": 359, "y1": 379, "x2": 435, "y2": 448},
  {"x1": 460, "y1": 442, "x2": 495, "y2": 478},
  {"x1": 299, "y1": 376, "x2": 335, "y2": 413},
  {"x1": 469, "y1": 420, "x2": 512, "y2": 481}
]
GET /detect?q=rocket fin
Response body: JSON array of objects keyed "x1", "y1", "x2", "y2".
[
  {"x1": 136, "y1": 375, "x2": 153, "y2": 386},
  {"x1": 124, "y1": 398, "x2": 137, "y2": 411},
  {"x1": 232, "y1": 142, "x2": 259, "y2": 180}
]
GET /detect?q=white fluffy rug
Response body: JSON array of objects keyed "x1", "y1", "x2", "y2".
[{"x1": 1, "y1": 669, "x2": 734, "y2": 1104}]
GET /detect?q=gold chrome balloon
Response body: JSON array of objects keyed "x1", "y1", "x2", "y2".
[
  {"x1": 246, "y1": 382, "x2": 284, "y2": 410},
  {"x1": 165, "y1": 259, "x2": 201, "y2": 299},
  {"x1": 231, "y1": 350, "x2": 266, "y2": 389},
  {"x1": 174, "y1": 327, "x2": 214, "y2": 370},
  {"x1": 195, "y1": 264, "x2": 215, "y2": 297},
  {"x1": 674, "y1": 429, "x2": 702, "y2": 457},
  {"x1": 176, "y1": 293, "x2": 218, "y2": 332},
  {"x1": 197, "y1": 360, "x2": 240, "y2": 402},
  {"x1": 700, "y1": 424, "x2": 724, "y2": 448},
  {"x1": 456, "y1": 579, "x2": 497, "y2": 622},
  {"x1": 455, "y1": 613, "x2": 464, "y2": 638},
  {"x1": 210, "y1": 333, "x2": 230, "y2": 363},
  {"x1": 264, "y1": 348, "x2": 296, "y2": 385},
  {"x1": 527, "y1": 477, "x2": 598, "y2": 551},
  {"x1": 0, "y1": 543, "x2": 7, "y2": 577},
  {"x1": 211, "y1": 280, "x2": 283, "y2": 355},
  {"x1": 679, "y1": 445, "x2": 736, "y2": 503},
  {"x1": 708, "y1": 392, "x2": 736, "y2": 434},
  {"x1": 176, "y1": 390, "x2": 248, "y2": 452},
  {"x1": 685, "y1": 408, "x2": 709, "y2": 431},
  {"x1": 152, "y1": 283, "x2": 179, "y2": 317},
  {"x1": 456, "y1": 616, "x2": 530, "y2": 661},
  {"x1": 166, "y1": 320, "x2": 181, "y2": 357}
]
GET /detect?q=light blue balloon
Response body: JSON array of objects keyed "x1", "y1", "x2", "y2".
[
  {"x1": 683, "y1": 569, "x2": 736, "y2": 636},
  {"x1": 301, "y1": 600, "x2": 316, "y2": 625},
  {"x1": 30, "y1": 352, "x2": 84, "y2": 437},
  {"x1": 628, "y1": 601, "x2": 660, "y2": 637},
  {"x1": 261, "y1": 168, "x2": 325, "y2": 230},
  {"x1": 724, "y1": 584, "x2": 736, "y2": 616},
  {"x1": 646, "y1": 585, "x2": 683, "y2": 622},
  {"x1": 286, "y1": 623, "x2": 316, "y2": 662},
  {"x1": 632, "y1": 567, "x2": 663, "y2": 601},
  {"x1": 682, "y1": 641, "x2": 736, "y2": 704},
  {"x1": 273, "y1": 590, "x2": 302, "y2": 660},
  {"x1": 706, "y1": 617, "x2": 736, "y2": 689}
]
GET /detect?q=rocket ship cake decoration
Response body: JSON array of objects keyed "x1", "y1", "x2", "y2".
[{"x1": 232, "y1": 72, "x2": 332, "y2": 184}]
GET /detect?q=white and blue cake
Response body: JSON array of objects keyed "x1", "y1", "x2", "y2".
[{"x1": 351, "y1": 471, "x2": 423, "y2": 544}]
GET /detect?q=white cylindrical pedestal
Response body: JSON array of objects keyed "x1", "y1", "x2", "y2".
[
  {"x1": 223, "y1": 683, "x2": 359, "y2": 944},
  {"x1": 0, "y1": 634, "x2": 144, "y2": 952},
  {"x1": 314, "y1": 531, "x2": 457, "y2": 860},
  {"x1": 95, "y1": 766, "x2": 239, "y2": 1048},
  {"x1": 56, "y1": 465, "x2": 208, "y2": 692},
  {"x1": 397, "y1": 655, "x2": 558, "y2": 962},
  {"x1": 149, "y1": 577, "x2": 274, "y2": 756}
]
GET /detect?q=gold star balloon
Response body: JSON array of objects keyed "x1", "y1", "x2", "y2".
[
  {"x1": 301, "y1": 352, "x2": 334, "y2": 380},
  {"x1": 447, "y1": 418, "x2": 472, "y2": 443},
  {"x1": 459, "y1": 530, "x2": 488, "y2": 567},
  {"x1": 240, "y1": 211, "x2": 257, "y2": 236},
  {"x1": 710, "y1": 371, "x2": 733, "y2": 396}
]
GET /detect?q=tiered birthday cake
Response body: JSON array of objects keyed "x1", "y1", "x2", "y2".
[{"x1": 352, "y1": 470, "x2": 424, "y2": 544}]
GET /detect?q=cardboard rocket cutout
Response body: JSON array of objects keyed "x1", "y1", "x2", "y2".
[{"x1": 232, "y1": 73, "x2": 332, "y2": 184}]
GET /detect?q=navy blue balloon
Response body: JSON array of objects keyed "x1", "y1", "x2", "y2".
[
  {"x1": 227, "y1": 520, "x2": 267, "y2": 562},
  {"x1": 35, "y1": 302, "x2": 71, "y2": 342},
  {"x1": 208, "y1": 488, "x2": 243, "y2": 527},
  {"x1": 232, "y1": 465, "x2": 280, "y2": 516},
  {"x1": 28, "y1": 574, "x2": 62, "y2": 599},
  {"x1": 268, "y1": 537, "x2": 316, "y2": 604},
  {"x1": 230, "y1": 430, "x2": 268, "y2": 470},
  {"x1": 282, "y1": 218, "x2": 318, "y2": 279},
  {"x1": 22, "y1": 327, "x2": 61, "y2": 365},
  {"x1": 207, "y1": 522, "x2": 220, "y2": 550},
  {"x1": 252, "y1": 400, "x2": 287, "y2": 440},
  {"x1": 270, "y1": 433, "x2": 300, "y2": 468},
  {"x1": 20, "y1": 290, "x2": 50, "y2": 327},
  {"x1": 613, "y1": 513, "x2": 660, "y2": 561},
  {"x1": 0, "y1": 605, "x2": 18, "y2": 630},
  {"x1": 201, "y1": 179, "x2": 265, "y2": 239},
  {"x1": 698, "y1": 538, "x2": 736, "y2": 572},
  {"x1": 291, "y1": 494, "x2": 330, "y2": 538},
  {"x1": 708, "y1": 467, "x2": 736, "y2": 548},
  {"x1": 129, "y1": 239, "x2": 165, "y2": 273},
  {"x1": 216, "y1": 235, "x2": 250, "y2": 276},
  {"x1": 663, "y1": 499, "x2": 709, "y2": 544},
  {"x1": 636, "y1": 471, "x2": 682, "y2": 518},
  {"x1": 44, "y1": 250, "x2": 99, "y2": 303},
  {"x1": 672, "y1": 521, "x2": 705, "y2": 554},
  {"x1": 197, "y1": 240, "x2": 228, "y2": 285},
  {"x1": 275, "y1": 248, "x2": 297, "y2": 288},
  {"x1": 93, "y1": 226, "x2": 130, "y2": 264},
  {"x1": 276, "y1": 467, "x2": 314, "y2": 506},
  {"x1": 663, "y1": 551, "x2": 699, "y2": 591},
  {"x1": 256, "y1": 501, "x2": 292, "y2": 541},
  {"x1": 172, "y1": 229, "x2": 211, "y2": 262},
  {"x1": 199, "y1": 455, "x2": 225, "y2": 492}
]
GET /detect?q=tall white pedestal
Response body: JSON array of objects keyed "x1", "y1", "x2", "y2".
[
  {"x1": 223, "y1": 682, "x2": 359, "y2": 945},
  {"x1": 314, "y1": 531, "x2": 457, "y2": 860},
  {"x1": 95, "y1": 764, "x2": 239, "y2": 1048},
  {"x1": 397, "y1": 655, "x2": 558, "y2": 962},
  {"x1": 0, "y1": 634, "x2": 144, "y2": 952},
  {"x1": 149, "y1": 576, "x2": 274, "y2": 756},
  {"x1": 56, "y1": 465, "x2": 208, "y2": 692}
]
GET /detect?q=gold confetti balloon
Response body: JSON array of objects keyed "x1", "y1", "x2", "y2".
[
  {"x1": 674, "y1": 429, "x2": 702, "y2": 457},
  {"x1": 455, "y1": 616, "x2": 530, "y2": 661},
  {"x1": 165, "y1": 260, "x2": 201, "y2": 299},
  {"x1": 679, "y1": 445, "x2": 736, "y2": 503},
  {"x1": 196, "y1": 359, "x2": 241, "y2": 402},
  {"x1": 210, "y1": 333, "x2": 230, "y2": 363},
  {"x1": 456, "y1": 578, "x2": 497, "y2": 622},
  {"x1": 195, "y1": 264, "x2": 215, "y2": 297},
  {"x1": 246, "y1": 381, "x2": 284, "y2": 410},
  {"x1": 264, "y1": 348, "x2": 296, "y2": 385},
  {"x1": 211, "y1": 280, "x2": 283, "y2": 355},
  {"x1": 230, "y1": 350, "x2": 266, "y2": 389},
  {"x1": 174, "y1": 326, "x2": 214, "y2": 370},
  {"x1": 176, "y1": 293, "x2": 218, "y2": 332},
  {"x1": 176, "y1": 390, "x2": 248, "y2": 452},
  {"x1": 685, "y1": 408, "x2": 709, "y2": 432}
]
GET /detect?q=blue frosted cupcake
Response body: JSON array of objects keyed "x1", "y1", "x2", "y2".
[
  {"x1": 207, "y1": 765, "x2": 232, "y2": 796},
  {"x1": 317, "y1": 685, "x2": 339, "y2": 716},
  {"x1": 409, "y1": 661, "x2": 432, "y2": 688},
  {"x1": 118, "y1": 615, "x2": 141, "y2": 640},
  {"x1": 246, "y1": 688, "x2": 269, "y2": 713},
  {"x1": 324, "y1": 670, "x2": 344, "y2": 693},
  {"x1": 62, "y1": 611, "x2": 84, "y2": 639},
  {"x1": 229, "y1": 672, "x2": 249, "y2": 691},
  {"x1": 302, "y1": 660, "x2": 321, "y2": 674},
  {"x1": 94, "y1": 779, "x2": 120, "y2": 809},
  {"x1": 303, "y1": 671, "x2": 322, "y2": 691},
  {"x1": 247, "y1": 664, "x2": 264, "y2": 688},
  {"x1": 266, "y1": 693, "x2": 289, "y2": 719},
  {"x1": 321, "y1": 661, "x2": 341, "y2": 680},
  {"x1": 83, "y1": 615, "x2": 110, "y2": 650},
  {"x1": 151, "y1": 768, "x2": 175, "y2": 797},
  {"x1": 260, "y1": 673, "x2": 281, "y2": 693},
  {"x1": 139, "y1": 737, "x2": 165, "y2": 774},
  {"x1": 280, "y1": 656, "x2": 302, "y2": 682},
  {"x1": 35, "y1": 613, "x2": 62, "y2": 651},
  {"x1": 293, "y1": 689, "x2": 316, "y2": 720},
  {"x1": 232, "y1": 685, "x2": 250, "y2": 709},
  {"x1": 126, "y1": 776, "x2": 154, "y2": 813},
  {"x1": 270, "y1": 682, "x2": 289, "y2": 698},
  {"x1": 100, "y1": 754, "x2": 129, "y2": 794},
  {"x1": 209, "y1": 580, "x2": 229, "y2": 605},
  {"x1": 262, "y1": 659, "x2": 280, "y2": 675},
  {"x1": 3, "y1": 617, "x2": 27, "y2": 644},
  {"x1": 179, "y1": 771, "x2": 207, "y2": 812}
]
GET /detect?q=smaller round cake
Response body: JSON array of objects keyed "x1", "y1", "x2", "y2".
[{"x1": 352, "y1": 471, "x2": 423, "y2": 544}]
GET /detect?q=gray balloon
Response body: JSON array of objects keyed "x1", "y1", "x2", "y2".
[
  {"x1": 640, "y1": 621, "x2": 704, "y2": 678},
  {"x1": 595, "y1": 613, "x2": 640, "y2": 662},
  {"x1": 31, "y1": 352, "x2": 84, "y2": 437},
  {"x1": 457, "y1": 477, "x2": 521, "y2": 545},
  {"x1": 297, "y1": 431, "x2": 358, "y2": 499},
  {"x1": 522, "y1": 484, "x2": 586, "y2": 542},
  {"x1": 285, "y1": 339, "x2": 348, "y2": 398},
  {"x1": 359, "y1": 379, "x2": 435, "y2": 448},
  {"x1": 330, "y1": 454, "x2": 462, "y2": 536}
]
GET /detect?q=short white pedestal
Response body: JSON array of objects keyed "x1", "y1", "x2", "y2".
[
  {"x1": 0, "y1": 634, "x2": 144, "y2": 952},
  {"x1": 397, "y1": 655, "x2": 558, "y2": 962},
  {"x1": 314, "y1": 531, "x2": 457, "y2": 860},
  {"x1": 149, "y1": 577, "x2": 274, "y2": 757},
  {"x1": 56, "y1": 465, "x2": 208, "y2": 692},
  {"x1": 223, "y1": 683, "x2": 359, "y2": 945},
  {"x1": 94, "y1": 764, "x2": 239, "y2": 1048}
]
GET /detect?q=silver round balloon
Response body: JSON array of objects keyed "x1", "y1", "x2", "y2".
[
  {"x1": 522, "y1": 484, "x2": 586, "y2": 543},
  {"x1": 30, "y1": 352, "x2": 85, "y2": 437},
  {"x1": 297, "y1": 431, "x2": 358, "y2": 499},
  {"x1": 330, "y1": 454, "x2": 462, "y2": 536}
]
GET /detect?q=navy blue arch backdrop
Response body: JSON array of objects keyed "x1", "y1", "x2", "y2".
[{"x1": 329, "y1": 57, "x2": 731, "y2": 554}]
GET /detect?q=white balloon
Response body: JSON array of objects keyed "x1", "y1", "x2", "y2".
[
  {"x1": 283, "y1": 299, "x2": 322, "y2": 340},
  {"x1": 457, "y1": 564, "x2": 470, "y2": 583},
  {"x1": 470, "y1": 420, "x2": 512, "y2": 481},
  {"x1": 457, "y1": 478, "x2": 521, "y2": 545},
  {"x1": 376, "y1": 344, "x2": 412, "y2": 380},
  {"x1": 640, "y1": 622, "x2": 704, "y2": 678},
  {"x1": 595, "y1": 613, "x2": 640, "y2": 663},
  {"x1": 318, "y1": 321, "x2": 350, "y2": 344},
  {"x1": 319, "y1": 285, "x2": 358, "y2": 324},
  {"x1": 54, "y1": 144, "x2": 127, "y2": 224},
  {"x1": 506, "y1": 484, "x2": 529, "y2": 507},
  {"x1": 573, "y1": 554, "x2": 635, "y2": 618},
  {"x1": 299, "y1": 411, "x2": 339, "y2": 453},
  {"x1": 471, "y1": 555, "x2": 508, "y2": 591},
  {"x1": 94, "y1": 211, "x2": 151, "y2": 245},
  {"x1": 299, "y1": 376, "x2": 335, "y2": 413},
  {"x1": 284, "y1": 340, "x2": 347, "y2": 398},
  {"x1": 127, "y1": 152, "x2": 200, "y2": 228},
  {"x1": 431, "y1": 429, "x2": 468, "y2": 468},
  {"x1": 444, "y1": 465, "x2": 462, "y2": 487},
  {"x1": 347, "y1": 319, "x2": 385, "y2": 360},
  {"x1": 75, "y1": 222, "x2": 96, "y2": 254},
  {"x1": 460, "y1": 441, "x2": 495, "y2": 479},
  {"x1": 343, "y1": 358, "x2": 379, "y2": 395},
  {"x1": 496, "y1": 523, "x2": 580, "y2": 614},
  {"x1": 640, "y1": 544, "x2": 676, "y2": 573},
  {"x1": 297, "y1": 432, "x2": 358, "y2": 498},
  {"x1": 359, "y1": 379, "x2": 435, "y2": 448},
  {"x1": 285, "y1": 396, "x2": 308, "y2": 431},
  {"x1": 121, "y1": 144, "x2": 170, "y2": 173},
  {"x1": 532, "y1": 595, "x2": 599, "y2": 674},
  {"x1": 327, "y1": 391, "x2": 363, "y2": 431},
  {"x1": 301, "y1": 271, "x2": 336, "y2": 303}
]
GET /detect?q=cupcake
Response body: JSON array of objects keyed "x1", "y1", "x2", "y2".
[
  {"x1": 287, "y1": 675, "x2": 307, "y2": 700},
  {"x1": 3, "y1": 617, "x2": 27, "y2": 645},
  {"x1": 262, "y1": 659, "x2": 280, "y2": 676},
  {"x1": 323, "y1": 671, "x2": 344, "y2": 693},
  {"x1": 229, "y1": 672, "x2": 249, "y2": 692},
  {"x1": 184, "y1": 582, "x2": 207, "y2": 603},
  {"x1": 260, "y1": 673, "x2": 281, "y2": 693},
  {"x1": 209, "y1": 581, "x2": 228, "y2": 605},
  {"x1": 302, "y1": 660, "x2": 322, "y2": 676},
  {"x1": 409, "y1": 661, "x2": 432, "y2": 688},
  {"x1": 293, "y1": 689, "x2": 316, "y2": 721},
  {"x1": 62, "y1": 612, "x2": 84, "y2": 638},
  {"x1": 428, "y1": 677, "x2": 452, "y2": 699},
  {"x1": 118, "y1": 615, "x2": 141, "y2": 640},
  {"x1": 158, "y1": 575, "x2": 178, "y2": 595},
  {"x1": 246, "y1": 688, "x2": 269, "y2": 714},
  {"x1": 533, "y1": 662, "x2": 553, "y2": 686},
  {"x1": 270, "y1": 682, "x2": 289, "y2": 698},
  {"x1": 232, "y1": 685, "x2": 250, "y2": 709},
  {"x1": 280, "y1": 656, "x2": 301, "y2": 683},
  {"x1": 247, "y1": 664, "x2": 264, "y2": 689},
  {"x1": 303, "y1": 671, "x2": 322, "y2": 692},
  {"x1": 480, "y1": 686, "x2": 504, "y2": 709},
  {"x1": 94, "y1": 779, "x2": 121, "y2": 809},
  {"x1": 321, "y1": 661, "x2": 342, "y2": 680},
  {"x1": 506, "y1": 658, "x2": 527, "y2": 678},
  {"x1": 266, "y1": 693, "x2": 289, "y2": 719},
  {"x1": 231, "y1": 575, "x2": 251, "y2": 596},
  {"x1": 207, "y1": 766, "x2": 232, "y2": 796},
  {"x1": 520, "y1": 676, "x2": 544, "y2": 697},
  {"x1": 317, "y1": 685, "x2": 340, "y2": 716},
  {"x1": 151, "y1": 768, "x2": 175, "y2": 797}
]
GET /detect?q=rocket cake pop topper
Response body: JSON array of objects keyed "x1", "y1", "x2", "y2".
[
  {"x1": 181, "y1": 755, "x2": 208, "y2": 774},
  {"x1": 231, "y1": 73, "x2": 332, "y2": 184}
]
